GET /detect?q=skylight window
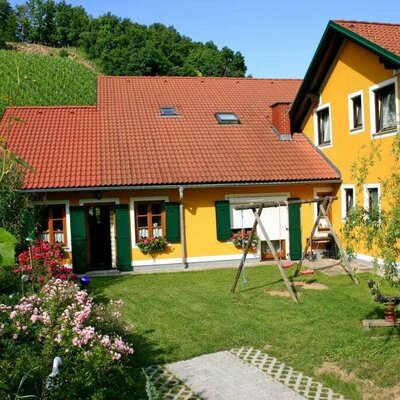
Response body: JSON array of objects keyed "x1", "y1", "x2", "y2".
[
  {"x1": 215, "y1": 112, "x2": 240, "y2": 124},
  {"x1": 160, "y1": 106, "x2": 177, "y2": 116}
]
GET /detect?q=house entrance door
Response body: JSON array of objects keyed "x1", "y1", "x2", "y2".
[{"x1": 86, "y1": 205, "x2": 112, "y2": 270}]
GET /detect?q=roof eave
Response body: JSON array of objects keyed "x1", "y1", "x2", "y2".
[{"x1": 22, "y1": 179, "x2": 342, "y2": 193}]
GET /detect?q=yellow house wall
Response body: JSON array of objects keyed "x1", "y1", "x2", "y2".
[
  {"x1": 302, "y1": 40, "x2": 400, "y2": 257},
  {"x1": 43, "y1": 182, "x2": 338, "y2": 267}
]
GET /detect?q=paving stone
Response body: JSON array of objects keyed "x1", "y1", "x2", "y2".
[
  {"x1": 231, "y1": 347, "x2": 345, "y2": 400},
  {"x1": 166, "y1": 351, "x2": 305, "y2": 400},
  {"x1": 145, "y1": 347, "x2": 346, "y2": 400}
]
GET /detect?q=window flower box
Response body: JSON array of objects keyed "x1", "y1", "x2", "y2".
[
  {"x1": 137, "y1": 237, "x2": 169, "y2": 254},
  {"x1": 231, "y1": 230, "x2": 259, "y2": 251}
]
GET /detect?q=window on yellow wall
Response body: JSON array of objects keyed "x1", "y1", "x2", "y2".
[
  {"x1": 370, "y1": 78, "x2": 398, "y2": 135},
  {"x1": 341, "y1": 185, "x2": 355, "y2": 220},
  {"x1": 135, "y1": 202, "x2": 165, "y2": 240},
  {"x1": 367, "y1": 187, "x2": 379, "y2": 211},
  {"x1": 375, "y1": 84, "x2": 396, "y2": 132},
  {"x1": 37, "y1": 205, "x2": 67, "y2": 245},
  {"x1": 317, "y1": 107, "x2": 331, "y2": 146},
  {"x1": 344, "y1": 188, "x2": 354, "y2": 216},
  {"x1": 348, "y1": 92, "x2": 364, "y2": 131}
]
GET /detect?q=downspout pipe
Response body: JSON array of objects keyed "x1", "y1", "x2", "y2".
[{"x1": 179, "y1": 186, "x2": 188, "y2": 269}]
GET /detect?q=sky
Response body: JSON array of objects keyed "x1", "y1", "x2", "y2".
[{"x1": 10, "y1": 0, "x2": 400, "y2": 78}]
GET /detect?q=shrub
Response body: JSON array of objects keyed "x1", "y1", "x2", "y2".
[
  {"x1": 58, "y1": 48, "x2": 69, "y2": 58},
  {"x1": 0, "y1": 278, "x2": 134, "y2": 399},
  {"x1": 14, "y1": 240, "x2": 76, "y2": 286},
  {"x1": 0, "y1": 265, "x2": 20, "y2": 297}
]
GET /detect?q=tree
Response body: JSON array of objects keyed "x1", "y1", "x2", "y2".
[
  {"x1": 11, "y1": 1, "x2": 247, "y2": 76},
  {"x1": 53, "y1": 1, "x2": 89, "y2": 46},
  {"x1": 342, "y1": 128, "x2": 400, "y2": 286},
  {"x1": 0, "y1": 0, "x2": 17, "y2": 47},
  {"x1": 15, "y1": 3, "x2": 31, "y2": 42},
  {"x1": 0, "y1": 71, "x2": 34, "y2": 245},
  {"x1": 68, "y1": 4, "x2": 89, "y2": 45},
  {"x1": 15, "y1": 0, "x2": 56, "y2": 44}
]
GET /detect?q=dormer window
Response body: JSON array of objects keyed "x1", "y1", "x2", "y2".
[
  {"x1": 160, "y1": 107, "x2": 177, "y2": 116},
  {"x1": 215, "y1": 112, "x2": 240, "y2": 124}
]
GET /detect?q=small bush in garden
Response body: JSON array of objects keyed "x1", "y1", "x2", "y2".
[
  {"x1": 58, "y1": 48, "x2": 69, "y2": 58},
  {"x1": 14, "y1": 240, "x2": 76, "y2": 285},
  {"x1": 0, "y1": 278, "x2": 134, "y2": 399}
]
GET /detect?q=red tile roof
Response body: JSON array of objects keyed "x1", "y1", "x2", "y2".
[
  {"x1": 334, "y1": 20, "x2": 400, "y2": 57},
  {"x1": 4, "y1": 106, "x2": 100, "y2": 189},
  {"x1": 3, "y1": 77, "x2": 340, "y2": 190}
]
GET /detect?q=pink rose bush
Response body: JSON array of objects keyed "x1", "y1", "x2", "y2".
[
  {"x1": 0, "y1": 278, "x2": 134, "y2": 398},
  {"x1": 14, "y1": 240, "x2": 76, "y2": 285},
  {"x1": 0, "y1": 278, "x2": 133, "y2": 360}
]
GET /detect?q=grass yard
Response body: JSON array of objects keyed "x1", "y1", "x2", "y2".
[{"x1": 90, "y1": 266, "x2": 400, "y2": 399}]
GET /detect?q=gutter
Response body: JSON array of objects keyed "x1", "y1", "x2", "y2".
[
  {"x1": 23, "y1": 179, "x2": 342, "y2": 193},
  {"x1": 179, "y1": 187, "x2": 188, "y2": 269}
]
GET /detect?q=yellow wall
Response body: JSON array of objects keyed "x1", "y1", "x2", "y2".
[
  {"x1": 43, "y1": 182, "x2": 338, "y2": 267},
  {"x1": 302, "y1": 40, "x2": 400, "y2": 256}
]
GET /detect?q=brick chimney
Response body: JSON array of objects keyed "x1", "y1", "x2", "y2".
[{"x1": 271, "y1": 102, "x2": 292, "y2": 138}]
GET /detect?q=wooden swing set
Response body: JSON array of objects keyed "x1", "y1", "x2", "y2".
[{"x1": 230, "y1": 196, "x2": 359, "y2": 303}]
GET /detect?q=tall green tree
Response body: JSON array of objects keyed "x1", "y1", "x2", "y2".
[
  {"x1": 53, "y1": 1, "x2": 88, "y2": 46},
  {"x1": 15, "y1": 0, "x2": 56, "y2": 44},
  {"x1": 0, "y1": 72, "x2": 33, "y2": 247},
  {"x1": 0, "y1": 0, "x2": 17, "y2": 47},
  {"x1": 15, "y1": 3, "x2": 31, "y2": 42}
]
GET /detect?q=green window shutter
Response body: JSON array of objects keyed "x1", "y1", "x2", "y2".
[
  {"x1": 165, "y1": 202, "x2": 180, "y2": 243},
  {"x1": 70, "y1": 206, "x2": 87, "y2": 274},
  {"x1": 288, "y1": 198, "x2": 302, "y2": 260},
  {"x1": 115, "y1": 204, "x2": 132, "y2": 271},
  {"x1": 215, "y1": 200, "x2": 231, "y2": 241}
]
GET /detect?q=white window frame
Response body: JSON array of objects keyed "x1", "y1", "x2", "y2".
[
  {"x1": 348, "y1": 90, "x2": 364, "y2": 133},
  {"x1": 33, "y1": 200, "x2": 71, "y2": 251},
  {"x1": 341, "y1": 184, "x2": 356, "y2": 220},
  {"x1": 363, "y1": 184, "x2": 381, "y2": 211},
  {"x1": 225, "y1": 192, "x2": 290, "y2": 257},
  {"x1": 369, "y1": 77, "x2": 398, "y2": 138},
  {"x1": 129, "y1": 196, "x2": 169, "y2": 248},
  {"x1": 313, "y1": 103, "x2": 332, "y2": 148}
]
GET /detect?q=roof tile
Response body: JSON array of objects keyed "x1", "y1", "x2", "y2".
[{"x1": 334, "y1": 20, "x2": 400, "y2": 57}]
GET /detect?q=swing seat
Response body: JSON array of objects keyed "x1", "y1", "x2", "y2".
[
  {"x1": 299, "y1": 268, "x2": 314, "y2": 276},
  {"x1": 282, "y1": 261, "x2": 293, "y2": 269}
]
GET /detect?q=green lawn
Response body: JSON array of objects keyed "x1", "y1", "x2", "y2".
[{"x1": 90, "y1": 266, "x2": 400, "y2": 400}]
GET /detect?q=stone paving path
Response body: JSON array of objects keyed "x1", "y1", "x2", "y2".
[{"x1": 144, "y1": 347, "x2": 346, "y2": 400}]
